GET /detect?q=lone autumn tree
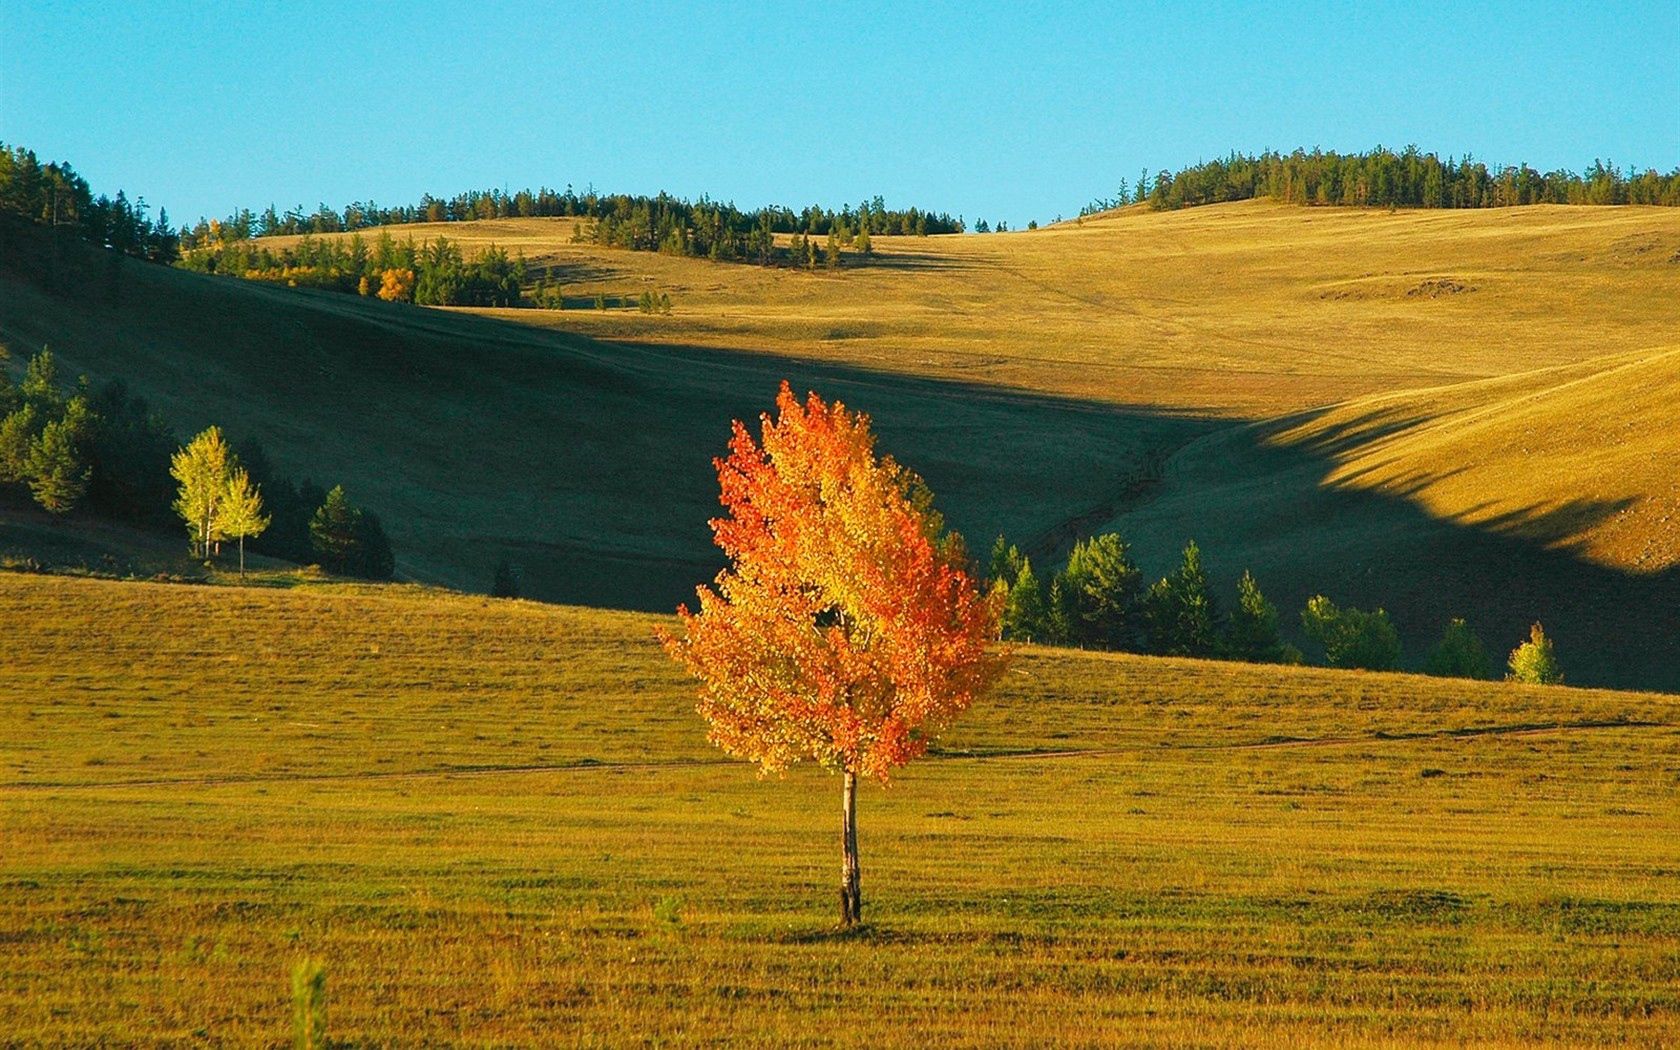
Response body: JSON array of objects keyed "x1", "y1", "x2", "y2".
[{"x1": 660, "y1": 383, "x2": 1007, "y2": 927}]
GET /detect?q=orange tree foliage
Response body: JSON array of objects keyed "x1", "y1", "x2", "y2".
[
  {"x1": 660, "y1": 383, "x2": 1007, "y2": 781},
  {"x1": 377, "y1": 268, "x2": 415, "y2": 302}
]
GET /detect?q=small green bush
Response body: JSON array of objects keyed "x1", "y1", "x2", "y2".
[
  {"x1": 1301, "y1": 595, "x2": 1400, "y2": 670},
  {"x1": 1425, "y1": 617, "x2": 1490, "y2": 679},
  {"x1": 291, "y1": 958, "x2": 326, "y2": 1050}
]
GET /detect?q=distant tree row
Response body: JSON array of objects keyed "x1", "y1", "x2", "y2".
[
  {"x1": 0, "y1": 344, "x2": 393, "y2": 579},
  {"x1": 181, "y1": 189, "x2": 961, "y2": 258},
  {"x1": 178, "y1": 231, "x2": 526, "y2": 307},
  {"x1": 0, "y1": 143, "x2": 179, "y2": 262},
  {"x1": 989, "y1": 534, "x2": 1300, "y2": 663},
  {"x1": 988, "y1": 531, "x2": 1563, "y2": 682},
  {"x1": 1121, "y1": 147, "x2": 1680, "y2": 212},
  {"x1": 575, "y1": 195, "x2": 912, "y2": 266}
]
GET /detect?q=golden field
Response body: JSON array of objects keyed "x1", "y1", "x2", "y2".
[{"x1": 3, "y1": 572, "x2": 1678, "y2": 1046}]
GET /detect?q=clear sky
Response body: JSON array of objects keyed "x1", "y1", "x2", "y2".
[{"x1": 3, "y1": 0, "x2": 1677, "y2": 229}]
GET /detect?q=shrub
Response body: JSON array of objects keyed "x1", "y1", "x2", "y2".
[
  {"x1": 1507, "y1": 622, "x2": 1563, "y2": 684},
  {"x1": 1301, "y1": 595, "x2": 1400, "y2": 670},
  {"x1": 1425, "y1": 618, "x2": 1490, "y2": 679}
]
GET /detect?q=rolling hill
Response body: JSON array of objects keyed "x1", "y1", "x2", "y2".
[{"x1": 4, "y1": 201, "x2": 1678, "y2": 686}]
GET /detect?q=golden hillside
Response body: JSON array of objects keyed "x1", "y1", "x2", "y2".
[{"x1": 9, "y1": 201, "x2": 1679, "y2": 686}]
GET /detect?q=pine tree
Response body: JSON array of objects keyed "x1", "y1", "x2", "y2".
[
  {"x1": 987, "y1": 534, "x2": 1024, "y2": 586},
  {"x1": 19, "y1": 348, "x2": 61, "y2": 412},
  {"x1": 1143, "y1": 541, "x2": 1219, "y2": 656},
  {"x1": 1044, "y1": 575, "x2": 1075, "y2": 645},
  {"x1": 25, "y1": 418, "x2": 89, "y2": 513},
  {"x1": 1002, "y1": 559, "x2": 1047, "y2": 641},
  {"x1": 355, "y1": 511, "x2": 395, "y2": 580},
  {"x1": 0, "y1": 404, "x2": 39, "y2": 483},
  {"x1": 216, "y1": 468, "x2": 270, "y2": 576},
  {"x1": 309, "y1": 485, "x2": 361, "y2": 574},
  {"x1": 1226, "y1": 570, "x2": 1290, "y2": 663},
  {"x1": 1062, "y1": 533, "x2": 1141, "y2": 649}
]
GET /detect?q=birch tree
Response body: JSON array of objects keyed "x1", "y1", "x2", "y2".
[
  {"x1": 170, "y1": 426, "x2": 234, "y2": 558},
  {"x1": 216, "y1": 467, "x2": 269, "y2": 575}
]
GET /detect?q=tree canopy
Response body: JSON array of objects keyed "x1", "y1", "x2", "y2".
[
  {"x1": 662, "y1": 382, "x2": 1005, "y2": 782},
  {"x1": 1082, "y1": 146, "x2": 1680, "y2": 216}
]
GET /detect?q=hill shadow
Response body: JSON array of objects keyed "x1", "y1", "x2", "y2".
[
  {"x1": 3, "y1": 231, "x2": 1677, "y2": 692},
  {"x1": 1110, "y1": 418, "x2": 1680, "y2": 692}
]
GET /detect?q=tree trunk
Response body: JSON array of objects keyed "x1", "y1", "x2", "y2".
[
  {"x1": 839, "y1": 769, "x2": 861, "y2": 927},
  {"x1": 239, "y1": 535, "x2": 245, "y2": 576}
]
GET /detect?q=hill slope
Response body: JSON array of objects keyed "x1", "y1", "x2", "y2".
[
  {"x1": 0, "y1": 242, "x2": 1189, "y2": 607},
  {"x1": 265, "y1": 200, "x2": 1680, "y2": 414},
  {"x1": 5, "y1": 202, "x2": 1679, "y2": 686},
  {"x1": 4, "y1": 573, "x2": 1678, "y2": 1046}
]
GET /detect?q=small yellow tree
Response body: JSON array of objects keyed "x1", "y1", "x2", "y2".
[
  {"x1": 377, "y1": 268, "x2": 414, "y2": 302},
  {"x1": 1507, "y1": 622, "x2": 1563, "y2": 684},
  {"x1": 171, "y1": 426, "x2": 234, "y2": 559},
  {"x1": 216, "y1": 468, "x2": 270, "y2": 576}
]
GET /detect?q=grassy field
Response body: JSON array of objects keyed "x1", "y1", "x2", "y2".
[
  {"x1": 5, "y1": 202, "x2": 1679, "y2": 687},
  {"x1": 4, "y1": 572, "x2": 1679, "y2": 1046}
]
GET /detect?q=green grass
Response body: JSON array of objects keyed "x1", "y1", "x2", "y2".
[{"x1": 4, "y1": 572, "x2": 1678, "y2": 1046}]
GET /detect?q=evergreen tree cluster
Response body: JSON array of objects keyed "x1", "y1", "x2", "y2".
[
  {"x1": 179, "y1": 231, "x2": 525, "y2": 307},
  {"x1": 1, "y1": 349, "x2": 102, "y2": 515},
  {"x1": 0, "y1": 143, "x2": 179, "y2": 263},
  {"x1": 1129, "y1": 147, "x2": 1680, "y2": 212},
  {"x1": 181, "y1": 188, "x2": 961, "y2": 261},
  {"x1": 988, "y1": 530, "x2": 1560, "y2": 681},
  {"x1": 987, "y1": 533, "x2": 1298, "y2": 664},
  {"x1": 578, "y1": 194, "x2": 947, "y2": 265}
]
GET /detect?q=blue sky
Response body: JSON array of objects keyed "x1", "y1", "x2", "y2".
[{"x1": 3, "y1": 0, "x2": 1676, "y2": 228}]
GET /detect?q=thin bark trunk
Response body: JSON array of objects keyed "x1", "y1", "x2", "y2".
[
  {"x1": 839, "y1": 769, "x2": 861, "y2": 927},
  {"x1": 239, "y1": 535, "x2": 245, "y2": 576}
]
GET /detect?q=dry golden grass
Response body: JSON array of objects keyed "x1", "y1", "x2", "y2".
[
  {"x1": 4, "y1": 572, "x2": 1679, "y2": 1046},
  {"x1": 289, "y1": 202, "x2": 1680, "y2": 416},
  {"x1": 1268, "y1": 344, "x2": 1680, "y2": 573},
  {"x1": 266, "y1": 202, "x2": 1680, "y2": 582}
]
